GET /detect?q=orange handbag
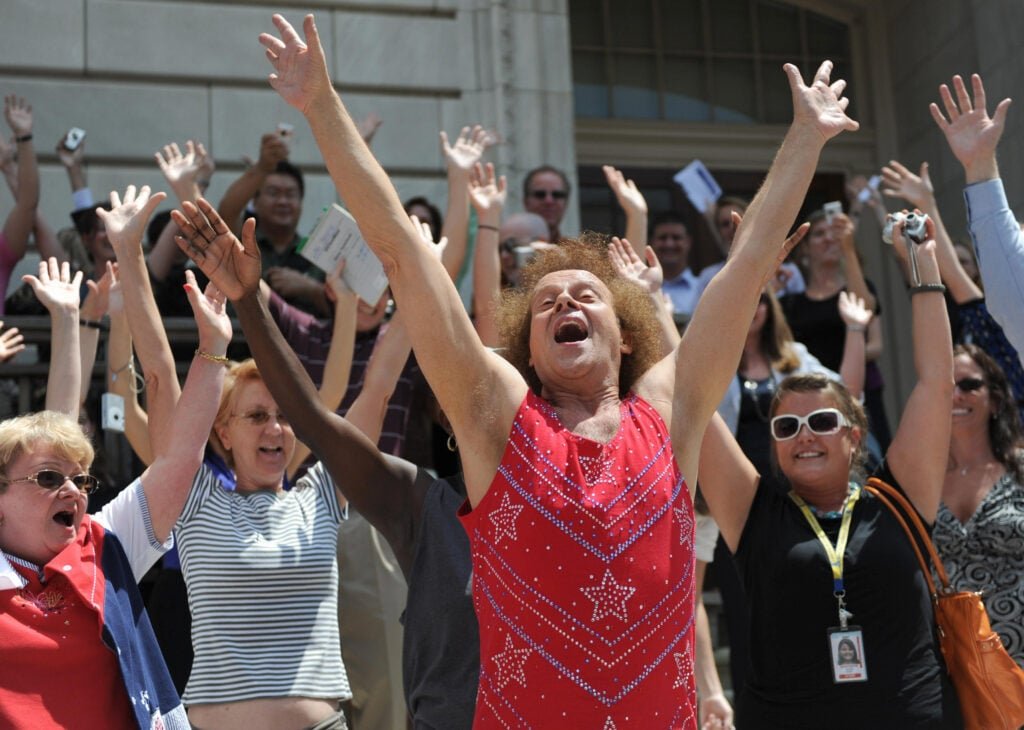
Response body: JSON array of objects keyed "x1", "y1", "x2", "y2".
[{"x1": 865, "y1": 477, "x2": 1024, "y2": 730}]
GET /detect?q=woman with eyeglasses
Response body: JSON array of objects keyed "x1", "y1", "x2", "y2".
[
  {"x1": 0, "y1": 247, "x2": 227, "y2": 727},
  {"x1": 932, "y1": 344, "x2": 1024, "y2": 667},
  {"x1": 698, "y1": 217, "x2": 963, "y2": 728}
]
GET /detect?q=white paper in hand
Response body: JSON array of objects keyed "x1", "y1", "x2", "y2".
[
  {"x1": 673, "y1": 160, "x2": 722, "y2": 213},
  {"x1": 299, "y1": 204, "x2": 389, "y2": 305}
]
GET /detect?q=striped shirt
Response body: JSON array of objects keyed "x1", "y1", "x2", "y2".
[{"x1": 175, "y1": 461, "x2": 350, "y2": 705}]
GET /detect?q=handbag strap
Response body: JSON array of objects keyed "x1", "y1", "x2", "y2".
[{"x1": 864, "y1": 477, "x2": 952, "y2": 595}]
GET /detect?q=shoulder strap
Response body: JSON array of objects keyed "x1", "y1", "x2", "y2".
[{"x1": 864, "y1": 477, "x2": 952, "y2": 594}]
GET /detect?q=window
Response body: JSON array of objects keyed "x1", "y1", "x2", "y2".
[{"x1": 570, "y1": 0, "x2": 853, "y2": 124}]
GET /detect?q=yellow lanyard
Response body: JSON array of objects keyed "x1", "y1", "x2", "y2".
[{"x1": 789, "y1": 484, "x2": 862, "y2": 627}]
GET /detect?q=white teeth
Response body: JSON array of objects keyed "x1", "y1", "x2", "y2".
[
  {"x1": 795, "y1": 452, "x2": 823, "y2": 459},
  {"x1": 952, "y1": 408, "x2": 970, "y2": 415}
]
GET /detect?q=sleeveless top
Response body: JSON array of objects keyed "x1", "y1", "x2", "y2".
[{"x1": 458, "y1": 391, "x2": 697, "y2": 729}]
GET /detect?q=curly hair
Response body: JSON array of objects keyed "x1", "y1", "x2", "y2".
[
  {"x1": 495, "y1": 233, "x2": 664, "y2": 398},
  {"x1": 955, "y1": 344, "x2": 1024, "y2": 482},
  {"x1": 769, "y1": 373, "x2": 870, "y2": 481},
  {"x1": 0, "y1": 411, "x2": 95, "y2": 492}
]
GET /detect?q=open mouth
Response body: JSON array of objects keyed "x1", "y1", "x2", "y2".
[
  {"x1": 554, "y1": 320, "x2": 588, "y2": 344},
  {"x1": 259, "y1": 446, "x2": 283, "y2": 455},
  {"x1": 795, "y1": 451, "x2": 824, "y2": 460},
  {"x1": 53, "y1": 510, "x2": 74, "y2": 527}
]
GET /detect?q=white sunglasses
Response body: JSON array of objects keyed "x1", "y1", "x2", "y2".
[{"x1": 770, "y1": 408, "x2": 849, "y2": 441}]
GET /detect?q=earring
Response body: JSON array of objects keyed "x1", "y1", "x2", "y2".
[{"x1": 447, "y1": 433, "x2": 458, "y2": 452}]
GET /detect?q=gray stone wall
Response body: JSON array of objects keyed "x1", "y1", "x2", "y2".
[{"x1": 0, "y1": 0, "x2": 578, "y2": 277}]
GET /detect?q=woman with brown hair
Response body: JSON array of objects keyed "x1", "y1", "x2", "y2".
[{"x1": 933, "y1": 343, "x2": 1024, "y2": 666}]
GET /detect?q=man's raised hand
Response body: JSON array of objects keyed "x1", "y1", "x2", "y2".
[
  {"x1": 784, "y1": 60, "x2": 859, "y2": 143},
  {"x1": 259, "y1": 14, "x2": 333, "y2": 114},
  {"x1": 930, "y1": 73, "x2": 1011, "y2": 183}
]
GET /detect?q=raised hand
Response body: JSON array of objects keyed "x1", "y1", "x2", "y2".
[
  {"x1": 760, "y1": 220, "x2": 809, "y2": 291},
  {"x1": 259, "y1": 14, "x2": 333, "y2": 114},
  {"x1": 96, "y1": 185, "x2": 167, "y2": 256},
  {"x1": 602, "y1": 165, "x2": 647, "y2": 217},
  {"x1": 838, "y1": 290, "x2": 872, "y2": 329},
  {"x1": 257, "y1": 132, "x2": 290, "y2": 173},
  {"x1": 55, "y1": 133, "x2": 86, "y2": 170},
  {"x1": 608, "y1": 236, "x2": 662, "y2": 295},
  {"x1": 324, "y1": 258, "x2": 354, "y2": 304},
  {"x1": 356, "y1": 112, "x2": 383, "y2": 145},
  {"x1": 80, "y1": 262, "x2": 116, "y2": 322},
  {"x1": 441, "y1": 125, "x2": 490, "y2": 175},
  {"x1": 183, "y1": 269, "x2": 232, "y2": 352},
  {"x1": 4, "y1": 96, "x2": 33, "y2": 137},
  {"x1": 784, "y1": 60, "x2": 858, "y2": 142},
  {"x1": 930, "y1": 74, "x2": 1010, "y2": 183},
  {"x1": 22, "y1": 257, "x2": 82, "y2": 315},
  {"x1": 195, "y1": 141, "x2": 215, "y2": 182},
  {"x1": 172, "y1": 198, "x2": 261, "y2": 301},
  {"x1": 468, "y1": 162, "x2": 507, "y2": 217},
  {"x1": 881, "y1": 160, "x2": 934, "y2": 209},
  {"x1": 0, "y1": 321, "x2": 25, "y2": 362},
  {"x1": 155, "y1": 140, "x2": 205, "y2": 202},
  {"x1": 410, "y1": 214, "x2": 448, "y2": 260},
  {"x1": 105, "y1": 262, "x2": 124, "y2": 316}
]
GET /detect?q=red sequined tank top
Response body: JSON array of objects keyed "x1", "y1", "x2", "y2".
[{"x1": 458, "y1": 391, "x2": 697, "y2": 728}]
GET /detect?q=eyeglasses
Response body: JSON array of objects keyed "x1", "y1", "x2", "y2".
[
  {"x1": 527, "y1": 189, "x2": 567, "y2": 201},
  {"x1": 770, "y1": 408, "x2": 849, "y2": 441},
  {"x1": 232, "y1": 410, "x2": 290, "y2": 427},
  {"x1": 3, "y1": 470, "x2": 100, "y2": 495},
  {"x1": 954, "y1": 377, "x2": 986, "y2": 393},
  {"x1": 261, "y1": 187, "x2": 301, "y2": 202}
]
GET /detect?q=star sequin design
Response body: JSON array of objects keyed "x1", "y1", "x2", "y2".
[
  {"x1": 674, "y1": 505, "x2": 694, "y2": 547},
  {"x1": 578, "y1": 451, "x2": 617, "y2": 488},
  {"x1": 603, "y1": 718, "x2": 617, "y2": 730},
  {"x1": 492, "y1": 634, "x2": 530, "y2": 689},
  {"x1": 581, "y1": 569, "x2": 636, "y2": 622},
  {"x1": 673, "y1": 646, "x2": 694, "y2": 689},
  {"x1": 488, "y1": 492, "x2": 524, "y2": 544}
]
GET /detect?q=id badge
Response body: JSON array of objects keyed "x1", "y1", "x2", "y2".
[{"x1": 828, "y1": 627, "x2": 868, "y2": 683}]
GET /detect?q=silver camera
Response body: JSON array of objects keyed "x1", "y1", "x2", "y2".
[
  {"x1": 882, "y1": 211, "x2": 930, "y2": 245},
  {"x1": 101, "y1": 392, "x2": 125, "y2": 433}
]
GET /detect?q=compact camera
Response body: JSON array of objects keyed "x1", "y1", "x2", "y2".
[
  {"x1": 63, "y1": 127, "x2": 86, "y2": 151},
  {"x1": 882, "y1": 211, "x2": 930, "y2": 245},
  {"x1": 101, "y1": 392, "x2": 125, "y2": 433}
]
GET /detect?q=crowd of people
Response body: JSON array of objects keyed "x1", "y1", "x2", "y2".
[{"x1": 0, "y1": 12, "x2": 1023, "y2": 730}]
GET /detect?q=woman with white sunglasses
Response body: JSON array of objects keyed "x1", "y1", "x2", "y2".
[{"x1": 698, "y1": 217, "x2": 963, "y2": 728}]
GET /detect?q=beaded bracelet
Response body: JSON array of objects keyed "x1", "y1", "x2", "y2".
[{"x1": 909, "y1": 283, "x2": 946, "y2": 296}]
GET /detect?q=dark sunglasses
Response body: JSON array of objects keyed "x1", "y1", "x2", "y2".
[
  {"x1": 954, "y1": 377, "x2": 986, "y2": 393},
  {"x1": 4, "y1": 470, "x2": 100, "y2": 495},
  {"x1": 527, "y1": 189, "x2": 568, "y2": 201},
  {"x1": 770, "y1": 408, "x2": 849, "y2": 441}
]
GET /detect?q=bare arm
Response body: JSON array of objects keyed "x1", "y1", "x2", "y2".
[
  {"x1": 139, "y1": 272, "x2": 230, "y2": 542},
  {"x1": 344, "y1": 312, "x2": 411, "y2": 443},
  {"x1": 77, "y1": 267, "x2": 114, "y2": 409},
  {"x1": 439, "y1": 125, "x2": 490, "y2": 280},
  {"x1": 694, "y1": 558, "x2": 733, "y2": 730},
  {"x1": 2, "y1": 97, "x2": 39, "y2": 257},
  {"x1": 603, "y1": 165, "x2": 649, "y2": 255},
  {"x1": 98, "y1": 186, "x2": 180, "y2": 456},
  {"x1": 834, "y1": 212, "x2": 876, "y2": 311},
  {"x1": 836, "y1": 291, "x2": 869, "y2": 400},
  {"x1": 108, "y1": 294, "x2": 154, "y2": 466},
  {"x1": 664, "y1": 61, "x2": 858, "y2": 484},
  {"x1": 287, "y1": 262, "x2": 358, "y2": 477},
  {"x1": 884, "y1": 220, "x2": 954, "y2": 521},
  {"x1": 260, "y1": 14, "x2": 525, "y2": 506},
  {"x1": 23, "y1": 258, "x2": 81, "y2": 417},
  {"x1": 468, "y1": 162, "x2": 507, "y2": 347}
]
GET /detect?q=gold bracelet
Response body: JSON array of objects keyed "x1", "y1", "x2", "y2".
[{"x1": 194, "y1": 348, "x2": 230, "y2": 366}]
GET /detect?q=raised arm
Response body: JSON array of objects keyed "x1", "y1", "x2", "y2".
[
  {"x1": 833, "y1": 212, "x2": 876, "y2": 311},
  {"x1": 697, "y1": 411, "x2": 759, "y2": 551},
  {"x1": 836, "y1": 290, "x2": 869, "y2": 399},
  {"x1": 22, "y1": 258, "x2": 80, "y2": 417},
  {"x1": 439, "y1": 124, "x2": 490, "y2": 279},
  {"x1": 469, "y1": 161, "x2": 507, "y2": 347},
  {"x1": 884, "y1": 218, "x2": 954, "y2": 521},
  {"x1": 881, "y1": 160, "x2": 983, "y2": 303},
  {"x1": 76, "y1": 266, "x2": 114, "y2": 410},
  {"x1": 286, "y1": 260, "x2": 358, "y2": 476},
  {"x1": 603, "y1": 165, "x2": 649, "y2": 255},
  {"x1": 259, "y1": 14, "x2": 525, "y2": 505},
  {"x1": 217, "y1": 132, "x2": 288, "y2": 235},
  {"x1": 931, "y1": 73, "x2": 1024, "y2": 354},
  {"x1": 607, "y1": 235, "x2": 678, "y2": 353},
  {"x1": 663, "y1": 61, "x2": 858, "y2": 484},
  {"x1": 139, "y1": 270, "x2": 229, "y2": 541},
  {"x1": 171, "y1": 197, "x2": 429, "y2": 558},
  {"x1": 105, "y1": 263, "x2": 154, "y2": 465},
  {"x1": 97, "y1": 186, "x2": 181, "y2": 455},
  {"x1": 2, "y1": 96, "x2": 38, "y2": 258}
]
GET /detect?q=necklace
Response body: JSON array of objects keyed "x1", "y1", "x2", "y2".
[
  {"x1": 806, "y1": 482, "x2": 857, "y2": 520},
  {"x1": 954, "y1": 459, "x2": 997, "y2": 477}
]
